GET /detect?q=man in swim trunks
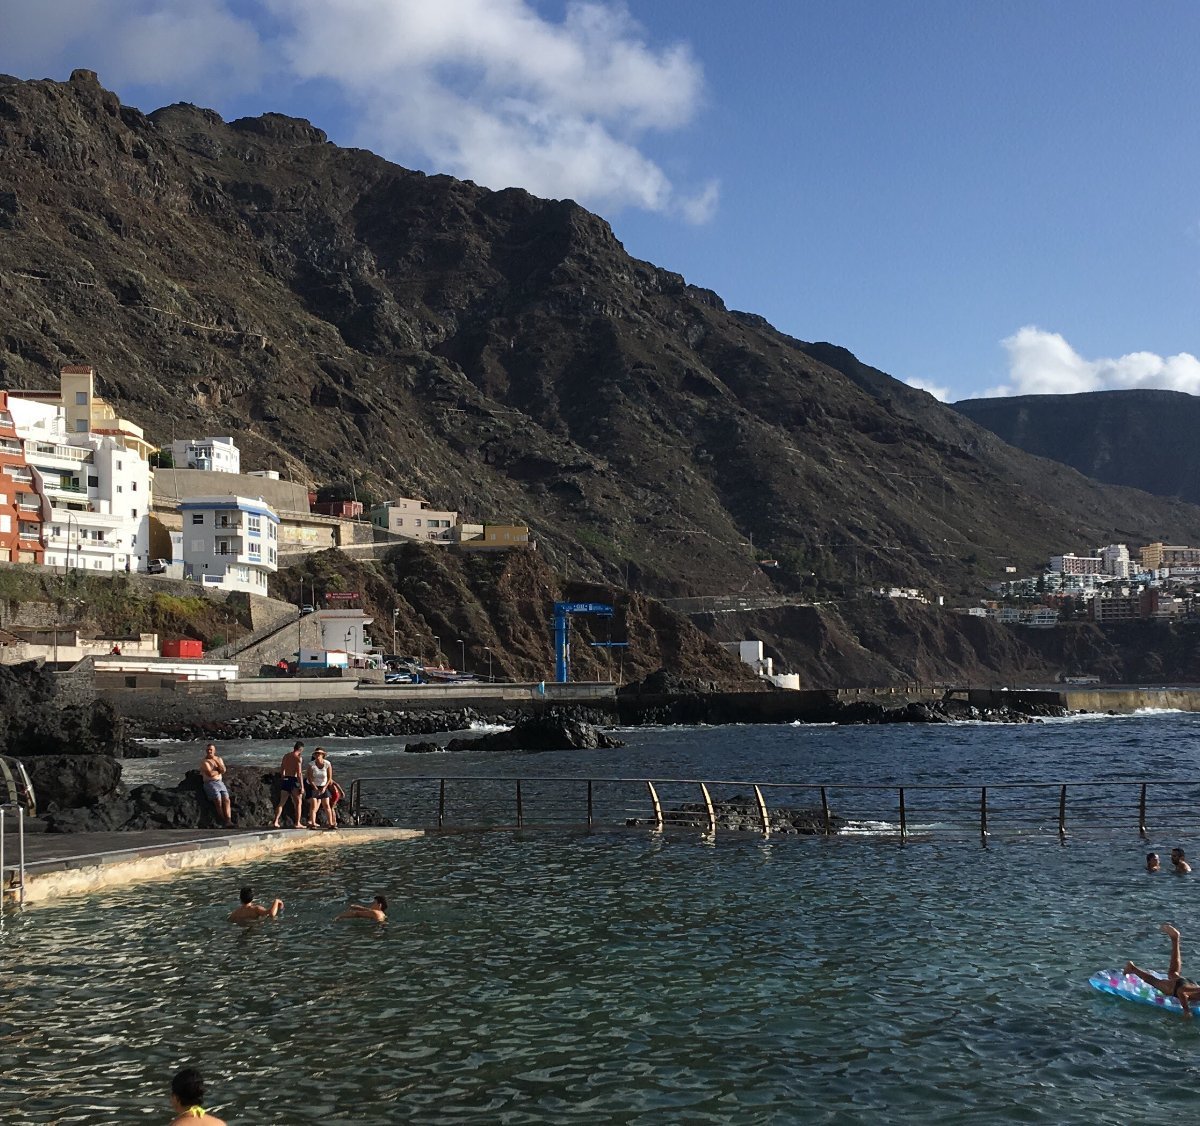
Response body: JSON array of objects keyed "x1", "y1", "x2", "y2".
[
  {"x1": 228, "y1": 886, "x2": 284, "y2": 923},
  {"x1": 200, "y1": 743, "x2": 233, "y2": 827},
  {"x1": 271, "y1": 741, "x2": 306, "y2": 829},
  {"x1": 1125, "y1": 923, "x2": 1200, "y2": 1015},
  {"x1": 168, "y1": 1067, "x2": 226, "y2": 1124},
  {"x1": 1171, "y1": 848, "x2": 1192, "y2": 874},
  {"x1": 336, "y1": 895, "x2": 388, "y2": 923}
]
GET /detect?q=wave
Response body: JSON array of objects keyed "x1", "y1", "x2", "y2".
[{"x1": 468, "y1": 722, "x2": 513, "y2": 733}]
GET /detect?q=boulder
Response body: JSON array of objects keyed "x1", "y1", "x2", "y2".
[
  {"x1": 18, "y1": 754, "x2": 122, "y2": 811},
  {"x1": 444, "y1": 713, "x2": 625, "y2": 753},
  {"x1": 178, "y1": 764, "x2": 278, "y2": 827},
  {"x1": 404, "y1": 741, "x2": 441, "y2": 754}
]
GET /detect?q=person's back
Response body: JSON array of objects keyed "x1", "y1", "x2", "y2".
[{"x1": 228, "y1": 885, "x2": 283, "y2": 923}]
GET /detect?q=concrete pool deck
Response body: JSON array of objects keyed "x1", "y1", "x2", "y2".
[{"x1": 1, "y1": 824, "x2": 423, "y2": 906}]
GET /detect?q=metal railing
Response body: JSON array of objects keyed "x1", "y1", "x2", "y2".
[
  {"x1": 345, "y1": 775, "x2": 1200, "y2": 841},
  {"x1": 1, "y1": 806, "x2": 27, "y2": 908}
]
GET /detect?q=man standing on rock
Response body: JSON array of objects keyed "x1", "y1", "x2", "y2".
[
  {"x1": 271, "y1": 741, "x2": 306, "y2": 829},
  {"x1": 200, "y1": 743, "x2": 233, "y2": 828}
]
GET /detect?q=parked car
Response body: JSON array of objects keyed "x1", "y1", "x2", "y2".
[
  {"x1": 146, "y1": 559, "x2": 169, "y2": 574},
  {"x1": 300, "y1": 604, "x2": 315, "y2": 615}
]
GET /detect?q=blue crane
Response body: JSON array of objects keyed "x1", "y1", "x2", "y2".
[{"x1": 552, "y1": 601, "x2": 614, "y2": 683}]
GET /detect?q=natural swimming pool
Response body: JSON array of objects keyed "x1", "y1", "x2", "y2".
[{"x1": 7, "y1": 716, "x2": 1200, "y2": 1123}]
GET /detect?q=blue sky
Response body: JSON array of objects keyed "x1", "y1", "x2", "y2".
[{"x1": 2, "y1": 1, "x2": 1199, "y2": 401}]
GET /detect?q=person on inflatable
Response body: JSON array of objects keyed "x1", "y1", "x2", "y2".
[{"x1": 1125, "y1": 923, "x2": 1200, "y2": 1014}]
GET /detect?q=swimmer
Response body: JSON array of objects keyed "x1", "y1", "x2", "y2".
[
  {"x1": 1124, "y1": 923, "x2": 1200, "y2": 1016},
  {"x1": 1171, "y1": 848, "x2": 1192, "y2": 874},
  {"x1": 1147, "y1": 852, "x2": 1161, "y2": 872},
  {"x1": 168, "y1": 1067, "x2": 226, "y2": 1125},
  {"x1": 227, "y1": 886, "x2": 283, "y2": 924},
  {"x1": 336, "y1": 895, "x2": 387, "y2": 923}
]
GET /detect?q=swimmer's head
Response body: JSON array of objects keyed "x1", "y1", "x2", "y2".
[
  {"x1": 239, "y1": 886, "x2": 253, "y2": 905},
  {"x1": 1148, "y1": 852, "x2": 1161, "y2": 870},
  {"x1": 373, "y1": 895, "x2": 388, "y2": 915},
  {"x1": 171, "y1": 1068, "x2": 205, "y2": 1110}
]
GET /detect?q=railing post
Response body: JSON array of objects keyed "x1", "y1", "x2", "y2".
[
  {"x1": 753, "y1": 785, "x2": 770, "y2": 838},
  {"x1": 699, "y1": 782, "x2": 716, "y2": 835},
  {"x1": 821, "y1": 786, "x2": 832, "y2": 835},
  {"x1": 16, "y1": 808, "x2": 23, "y2": 907},
  {"x1": 1138, "y1": 783, "x2": 1147, "y2": 837},
  {"x1": 1058, "y1": 784, "x2": 1067, "y2": 839},
  {"x1": 1, "y1": 806, "x2": 5, "y2": 906},
  {"x1": 898, "y1": 787, "x2": 907, "y2": 839},
  {"x1": 980, "y1": 786, "x2": 988, "y2": 841},
  {"x1": 516, "y1": 780, "x2": 524, "y2": 828},
  {"x1": 587, "y1": 780, "x2": 594, "y2": 828},
  {"x1": 647, "y1": 781, "x2": 663, "y2": 832},
  {"x1": 438, "y1": 779, "x2": 446, "y2": 829}
]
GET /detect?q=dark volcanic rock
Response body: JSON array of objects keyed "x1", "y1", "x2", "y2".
[
  {"x1": 0, "y1": 663, "x2": 128, "y2": 757},
  {"x1": 629, "y1": 798, "x2": 839, "y2": 835},
  {"x1": 444, "y1": 714, "x2": 625, "y2": 753},
  {"x1": 19, "y1": 754, "x2": 122, "y2": 811},
  {"x1": 403, "y1": 741, "x2": 441, "y2": 754}
]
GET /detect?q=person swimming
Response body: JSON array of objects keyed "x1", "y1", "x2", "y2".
[
  {"x1": 336, "y1": 895, "x2": 387, "y2": 923},
  {"x1": 1147, "y1": 852, "x2": 1161, "y2": 872},
  {"x1": 168, "y1": 1068, "x2": 226, "y2": 1124}
]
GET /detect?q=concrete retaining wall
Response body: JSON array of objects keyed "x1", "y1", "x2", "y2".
[{"x1": 11, "y1": 826, "x2": 422, "y2": 906}]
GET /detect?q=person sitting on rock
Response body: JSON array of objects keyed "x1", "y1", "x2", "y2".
[
  {"x1": 336, "y1": 895, "x2": 387, "y2": 923},
  {"x1": 228, "y1": 886, "x2": 283, "y2": 924},
  {"x1": 200, "y1": 743, "x2": 233, "y2": 828},
  {"x1": 1172, "y1": 848, "x2": 1192, "y2": 874},
  {"x1": 1125, "y1": 923, "x2": 1200, "y2": 1016},
  {"x1": 168, "y1": 1067, "x2": 226, "y2": 1125}
]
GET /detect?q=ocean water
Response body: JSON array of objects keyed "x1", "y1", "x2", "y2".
[{"x1": 7, "y1": 714, "x2": 1200, "y2": 1124}]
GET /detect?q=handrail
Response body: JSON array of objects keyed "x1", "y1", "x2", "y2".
[
  {"x1": 1, "y1": 804, "x2": 27, "y2": 909},
  {"x1": 344, "y1": 773, "x2": 1200, "y2": 840}
]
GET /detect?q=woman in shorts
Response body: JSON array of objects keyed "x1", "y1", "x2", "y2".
[{"x1": 304, "y1": 747, "x2": 337, "y2": 829}]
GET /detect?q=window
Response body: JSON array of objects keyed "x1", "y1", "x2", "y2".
[
  {"x1": 247, "y1": 515, "x2": 261, "y2": 533},
  {"x1": 131, "y1": 508, "x2": 138, "y2": 518},
  {"x1": 88, "y1": 476, "x2": 98, "y2": 487},
  {"x1": 116, "y1": 460, "x2": 123, "y2": 470},
  {"x1": 75, "y1": 419, "x2": 87, "y2": 433},
  {"x1": 116, "y1": 485, "x2": 123, "y2": 493},
  {"x1": 75, "y1": 391, "x2": 87, "y2": 405},
  {"x1": 0, "y1": 515, "x2": 9, "y2": 533},
  {"x1": 415, "y1": 519, "x2": 422, "y2": 527},
  {"x1": 131, "y1": 481, "x2": 137, "y2": 492},
  {"x1": 191, "y1": 513, "x2": 204, "y2": 525}
]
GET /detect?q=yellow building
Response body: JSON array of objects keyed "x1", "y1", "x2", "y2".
[
  {"x1": 1139, "y1": 542, "x2": 1200, "y2": 571},
  {"x1": 12, "y1": 365, "x2": 156, "y2": 461}
]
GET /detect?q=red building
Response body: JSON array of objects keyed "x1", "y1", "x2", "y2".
[
  {"x1": 312, "y1": 499, "x2": 363, "y2": 518},
  {"x1": 0, "y1": 392, "x2": 43, "y2": 565}
]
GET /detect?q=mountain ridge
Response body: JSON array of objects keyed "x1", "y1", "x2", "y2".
[{"x1": 3, "y1": 69, "x2": 1200, "y2": 599}]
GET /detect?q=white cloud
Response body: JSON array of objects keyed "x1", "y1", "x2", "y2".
[
  {"x1": 267, "y1": 0, "x2": 715, "y2": 219},
  {"x1": 989, "y1": 326, "x2": 1200, "y2": 397},
  {"x1": 0, "y1": 0, "x2": 266, "y2": 99},
  {"x1": 904, "y1": 378, "x2": 950, "y2": 401},
  {"x1": 0, "y1": 0, "x2": 714, "y2": 221}
]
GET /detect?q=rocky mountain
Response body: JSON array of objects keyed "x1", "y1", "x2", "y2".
[
  {"x1": 4, "y1": 70, "x2": 1200, "y2": 600},
  {"x1": 953, "y1": 389, "x2": 1200, "y2": 506}
]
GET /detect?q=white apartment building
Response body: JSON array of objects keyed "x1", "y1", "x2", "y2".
[
  {"x1": 370, "y1": 497, "x2": 457, "y2": 543},
  {"x1": 1099, "y1": 543, "x2": 1132, "y2": 579},
  {"x1": 168, "y1": 437, "x2": 240, "y2": 474},
  {"x1": 180, "y1": 495, "x2": 279, "y2": 594},
  {"x1": 1049, "y1": 553, "x2": 1104, "y2": 576},
  {"x1": 8, "y1": 396, "x2": 151, "y2": 572}
]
